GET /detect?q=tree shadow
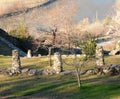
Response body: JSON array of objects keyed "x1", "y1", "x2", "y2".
[
  {"x1": 0, "y1": 75, "x2": 75, "y2": 99},
  {"x1": 0, "y1": 75, "x2": 120, "y2": 99}
]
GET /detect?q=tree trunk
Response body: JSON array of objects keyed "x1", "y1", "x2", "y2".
[
  {"x1": 76, "y1": 68, "x2": 81, "y2": 87},
  {"x1": 48, "y1": 47, "x2": 52, "y2": 66},
  {"x1": 52, "y1": 31, "x2": 56, "y2": 46},
  {"x1": 74, "y1": 54, "x2": 81, "y2": 87}
]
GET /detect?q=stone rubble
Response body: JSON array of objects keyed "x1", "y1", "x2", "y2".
[
  {"x1": 21, "y1": 68, "x2": 30, "y2": 73},
  {"x1": 95, "y1": 64, "x2": 120, "y2": 75},
  {"x1": 0, "y1": 64, "x2": 120, "y2": 76},
  {"x1": 28, "y1": 69, "x2": 37, "y2": 76}
]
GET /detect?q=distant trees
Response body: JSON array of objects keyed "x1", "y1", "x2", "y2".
[
  {"x1": 33, "y1": 0, "x2": 78, "y2": 65},
  {"x1": 37, "y1": 0, "x2": 78, "y2": 46}
]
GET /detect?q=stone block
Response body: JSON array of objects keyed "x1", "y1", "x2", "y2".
[{"x1": 28, "y1": 69, "x2": 37, "y2": 76}]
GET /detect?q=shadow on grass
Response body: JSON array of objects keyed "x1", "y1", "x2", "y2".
[
  {"x1": 0, "y1": 75, "x2": 76, "y2": 99},
  {"x1": 74, "y1": 84, "x2": 120, "y2": 99},
  {"x1": 0, "y1": 75, "x2": 120, "y2": 99},
  {"x1": 72, "y1": 75, "x2": 120, "y2": 99}
]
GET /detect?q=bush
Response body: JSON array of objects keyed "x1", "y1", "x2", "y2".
[
  {"x1": 9, "y1": 24, "x2": 33, "y2": 52},
  {"x1": 9, "y1": 24, "x2": 29, "y2": 39},
  {"x1": 81, "y1": 34, "x2": 97, "y2": 59}
]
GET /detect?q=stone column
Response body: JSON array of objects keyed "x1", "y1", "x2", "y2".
[
  {"x1": 11, "y1": 50, "x2": 21, "y2": 74},
  {"x1": 53, "y1": 52, "x2": 63, "y2": 74},
  {"x1": 95, "y1": 46, "x2": 105, "y2": 66},
  {"x1": 27, "y1": 49, "x2": 32, "y2": 58}
]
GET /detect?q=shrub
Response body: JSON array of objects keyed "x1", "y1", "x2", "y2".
[
  {"x1": 9, "y1": 24, "x2": 29, "y2": 39},
  {"x1": 9, "y1": 24, "x2": 33, "y2": 52},
  {"x1": 81, "y1": 34, "x2": 97, "y2": 59}
]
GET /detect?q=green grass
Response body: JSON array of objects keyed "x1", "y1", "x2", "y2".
[
  {"x1": 0, "y1": 55, "x2": 120, "y2": 99},
  {"x1": 73, "y1": 83, "x2": 120, "y2": 99}
]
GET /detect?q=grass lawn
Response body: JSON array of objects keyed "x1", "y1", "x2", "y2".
[{"x1": 0, "y1": 55, "x2": 120, "y2": 99}]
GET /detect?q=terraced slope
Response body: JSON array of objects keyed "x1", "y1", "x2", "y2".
[
  {"x1": 0, "y1": 0, "x2": 57, "y2": 18},
  {"x1": 0, "y1": 40, "x2": 12, "y2": 56},
  {"x1": 0, "y1": 0, "x2": 49, "y2": 16}
]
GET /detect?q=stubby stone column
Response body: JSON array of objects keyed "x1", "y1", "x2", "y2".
[
  {"x1": 27, "y1": 49, "x2": 32, "y2": 58},
  {"x1": 11, "y1": 50, "x2": 21, "y2": 74},
  {"x1": 53, "y1": 52, "x2": 63, "y2": 74},
  {"x1": 95, "y1": 46, "x2": 105, "y2": 66}
]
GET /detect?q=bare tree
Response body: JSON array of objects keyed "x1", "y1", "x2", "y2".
[
  {"x1": 33, "y1": 0, "x2": 78, "y2": 66},
  {"x1": 38, "y1": 0, "x2": 78, "y2": 43}
]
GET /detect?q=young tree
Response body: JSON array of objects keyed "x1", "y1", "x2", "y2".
[
  {"x1": 73, "y1": 53, "x2": 87, "y2": 87},
  {"x1": 81, "y1": 33, "x2": 97, "y2": 59},
  {"x1": 65, "y1": 33, "x2": 97, "y2": 87}
]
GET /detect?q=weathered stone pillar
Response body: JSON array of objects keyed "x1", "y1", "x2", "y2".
[
  {"x1": 27, "y1": 49, "x2": 32, "y2": 58},
  {"x1": 95, "y1": 46, "x2": 105, "y2": 66},
  {"x1": 11, "y1": 50, "x2": 21, "y2": 74},
  {"x1": 53, "y1": 52, "x2": 63, "y2": 74}
]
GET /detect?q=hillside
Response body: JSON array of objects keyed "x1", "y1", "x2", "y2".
[
  {"x1": 0, "y1": 0, "x2": 60, "y2": 37},
  {"x1": 0, "y1": 40, "x2": 12, "y2": 56},
  {"x1": 0, "y1": 0, "x2": 49, "y2": 16},
  {"x1": 0, "y1": 0, "x2": 119, "y2": 53}
]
